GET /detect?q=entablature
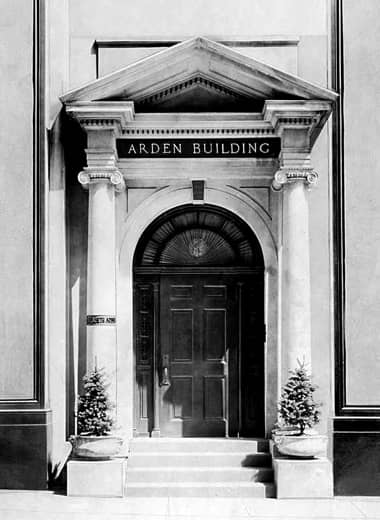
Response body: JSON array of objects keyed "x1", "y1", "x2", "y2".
[{"x1": 62, "y1": 37, "x2": 337, "y2": 192}]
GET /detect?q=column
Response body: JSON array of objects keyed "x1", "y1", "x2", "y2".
[
  {"x1": 273, "y1": 167, "x2": 318, "y2": 375},
  {"x1": 78, "y1": 146, "x2": 125, "y2": 402}
]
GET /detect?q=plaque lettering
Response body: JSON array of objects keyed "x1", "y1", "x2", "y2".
[{"x1": 117, "y1": 138, "x2": 280, "y2": 158}]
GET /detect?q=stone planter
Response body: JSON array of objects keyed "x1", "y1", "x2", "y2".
[
  {"x1": 273, "y1": 429, "x2": 327, "y2": 459},
  {"x1": 70, "y1": 435, "x2": 123, "y2": 460}
]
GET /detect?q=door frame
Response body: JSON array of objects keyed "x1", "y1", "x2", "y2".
[
  {"x1": 118, "y1": 189, "x2": 279, "y2": 440},
  {"x1": 133, "y1": 265, "x2": 264, "y2": 437}
]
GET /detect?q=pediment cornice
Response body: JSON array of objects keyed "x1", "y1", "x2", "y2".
[{"x1": 60, "y1": 37, "x2": 337, "y2": 105}]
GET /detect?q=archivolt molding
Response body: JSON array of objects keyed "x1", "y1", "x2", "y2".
[
  {"x1": 205, "y1": 185, "x2": 277, "y2": 260},
  {"x1": 118, "y1": 183, "x2": 278, "y2": 274},
  {"x1": 227, "y1": 185, "x2": 273, "y2": 220}
]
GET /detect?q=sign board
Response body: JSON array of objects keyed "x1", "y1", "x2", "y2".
[{"x1": 116, "y1": 138, "x2": 280, "y2": 159}]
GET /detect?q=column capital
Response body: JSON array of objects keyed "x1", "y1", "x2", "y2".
[
  {"x1": 272, "y1": 167, "x2": 318, "y2": 192},
  {"x1": 78, "y1": 168, "x2": 126, "y2": 192},
  {"x1": 78, "y1": 146, "x2": 126, "y2": 192}
]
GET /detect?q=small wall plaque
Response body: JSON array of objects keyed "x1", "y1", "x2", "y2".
[{"x1": 87, "y1": 315, "x2": 116, "y2": 326}]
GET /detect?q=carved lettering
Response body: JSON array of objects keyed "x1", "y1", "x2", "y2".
[
  {"x1": 193, "y1": 143, "x2": 201, "y2": 154},
  {"x1": 117, "y1": 138, "x2": 281, "y2": 158}
]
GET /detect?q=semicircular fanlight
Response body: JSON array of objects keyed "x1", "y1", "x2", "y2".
[
  {"x1": 160, "y1": 229, "x2": 236, "y2": 265},
  {"x1": 135, "y1": 206, "x2": 264, "y2": 268}
]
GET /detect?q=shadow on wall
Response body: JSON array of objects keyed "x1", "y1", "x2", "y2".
[{"x1": 62, "y1": 111, "x2": 88, "y2": 437}]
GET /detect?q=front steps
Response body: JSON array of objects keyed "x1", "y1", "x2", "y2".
[{"x1": 126, "y1": 438, "x2": 275, "y2": 497}]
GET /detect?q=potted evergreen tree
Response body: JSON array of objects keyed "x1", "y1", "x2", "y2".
[
  {"x1": 273, "y1": 361, "x2": 327, "y2": 458},
  {"x1": 70, "y1": 367, "x2": 123, "y2": 459}
]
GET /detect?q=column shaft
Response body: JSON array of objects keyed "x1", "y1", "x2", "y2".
[
  {"x1": 86, "y1": 180, "x2": 117, "y2": 401},
  {"x1": 87, "y1": 182, "x2": 116, "y2": 314},
  {"x1": 282, "y1": 180, "x2": 312, "y2": 374}
]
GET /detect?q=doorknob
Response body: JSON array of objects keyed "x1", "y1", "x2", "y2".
[{"x1": 161, "y1": 354, "x2": 170, "y2": 386}]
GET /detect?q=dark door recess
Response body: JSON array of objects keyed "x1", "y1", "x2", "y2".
[{"x1": 133, "y1": 205, "x2": 265, "y2": 438}]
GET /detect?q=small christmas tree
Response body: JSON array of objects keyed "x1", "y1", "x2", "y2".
[
  {"x1": 279, "y1": 361, "x2": 321, "y2": 435},
  {"x1": 77, "y1": 367, "x2": 113, "y2": 436}
]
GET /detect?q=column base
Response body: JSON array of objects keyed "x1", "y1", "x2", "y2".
[
  {"x1": 273, "y1": 456, "x2": 333, "y2": 498},
  {"x1": 67, "y1": 459, "x2": 127, "y2": 497}
]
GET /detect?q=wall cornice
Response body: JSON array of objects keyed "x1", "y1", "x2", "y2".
[{"x1": 66, "y1": 101, "x2": 135, "y2": 133}]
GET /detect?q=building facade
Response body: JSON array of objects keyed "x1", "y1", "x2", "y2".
[{"x1": 1, "y1": 0, "x2": 379, "y2": 495}]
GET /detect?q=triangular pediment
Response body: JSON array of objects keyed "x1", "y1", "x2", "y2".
[
  {"x1": 61, "y1": 37, "x2": 336, "y2": 110},
  {"x1": 135, "y1": 76, "x2": 262, "y2": 112}
]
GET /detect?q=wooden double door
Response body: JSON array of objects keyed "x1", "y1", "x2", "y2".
[{"x1": 134, "y1": 271, "x2": 264, "y2": 437}]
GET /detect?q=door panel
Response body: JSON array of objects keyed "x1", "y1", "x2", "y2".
[
  {"x1": 204, "y1": 376, "x2": 225, "y2": 419},
  {"x1": 171, "y1": 376, "x2": 193, "y2": 419},
  {"x1": 203, "y1": 309, "x2": 226, "y2": 361},
  {"x1": 160, "y1": 276, "x2": 229, "y2": 436},
  {"x1": 171, "y1": 309, "x2": 193, "y2": 361}
]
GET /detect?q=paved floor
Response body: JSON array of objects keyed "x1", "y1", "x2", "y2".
[{"x1": 1, "y1": 492, "x2": 380, "y2": 520}]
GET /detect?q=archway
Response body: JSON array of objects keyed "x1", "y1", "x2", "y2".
[{"x1": 133, "y1": 204, "x2": 265, "y2": 437}]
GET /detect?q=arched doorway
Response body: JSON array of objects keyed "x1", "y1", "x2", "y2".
[{"x1": 133, "y1": 204, "x2": 265, "y2": 437}]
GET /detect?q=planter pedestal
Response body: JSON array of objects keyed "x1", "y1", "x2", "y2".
[
  {"x1": 67, "y1": 458, "x2": 126, "y2": 497},
  {"x1": 273, "y1": 455, "x2": 333, "y2": 498}
]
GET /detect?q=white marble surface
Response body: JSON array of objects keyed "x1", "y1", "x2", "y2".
[
  {"x1": 0, "y1": 492, "x2": 379, "y2": 519},
  {"x1": 67, "y1": 460, "x2": 126, "y2": 497},
  {"x1": 273, "y1": 457, "x2": 333, "y2": 498}
]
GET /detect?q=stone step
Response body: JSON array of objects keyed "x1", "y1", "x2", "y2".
[
  {"x1": 126, "y1": 465, "x2": 274, "y2": 483},
  {"x1": 125, "y1": 481, "x2": 275, "y2": 498},
  {"x1": 129, "y1": 438, "x2": 269, "y2": 453},
  {"x1": 127, "y1": 451, "x2": 272, "y2": 468}
]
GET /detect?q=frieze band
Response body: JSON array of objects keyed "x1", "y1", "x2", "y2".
[
  {"x1": 116, "y1": 137, "x2": 281, "y2": 158},
  {"x1": 87, "y1": 315, "x2": 116, "y2": 326}
]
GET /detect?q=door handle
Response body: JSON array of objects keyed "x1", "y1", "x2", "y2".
[{"x1": 161, "y1": 354, "x2": 170, "y2": 386}]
